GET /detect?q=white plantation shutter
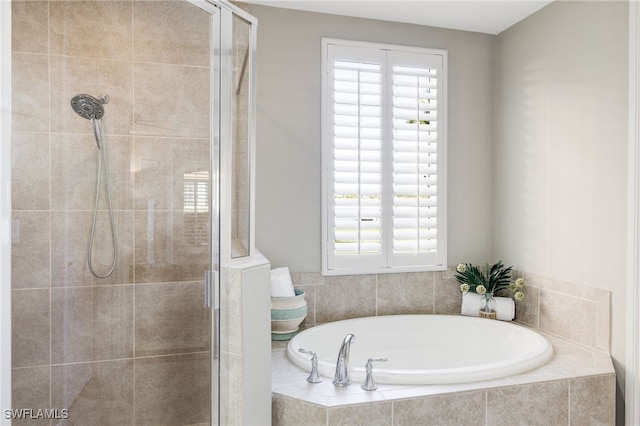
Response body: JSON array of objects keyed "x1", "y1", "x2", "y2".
[
  {"x1": 322, "y1": 40, "x2": 446, "y2": 275},
  {"x1": 328, "y1": 46, "x2": 385, "y2": 270},
  {"x1": 388, "y1": 52, "x2": 442, "y2": 267}
]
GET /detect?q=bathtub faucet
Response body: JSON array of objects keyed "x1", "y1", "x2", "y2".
[{"x1": 333, "y1": 333, "x2": 356, "y2": 386}]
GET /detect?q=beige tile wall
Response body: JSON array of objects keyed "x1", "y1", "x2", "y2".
[
  {"x1": 11, "y1": 1, "x2": 213, "y2": 424},
  {"x1": 272, "y1": 374, "x2": 616, "y2": 425},
  {"x1": 292, "y1": 268, "x2": 611, "y2": 351},
  {"x1": 292, "y1": 270, "x2": 463, "y2": 328}
]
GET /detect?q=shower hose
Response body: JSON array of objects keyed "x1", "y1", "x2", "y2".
[{"x1": 88, "y1": 117, "x2": 117, "y2": 278}]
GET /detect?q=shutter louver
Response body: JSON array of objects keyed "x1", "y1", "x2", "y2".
[
  {"x1": 332, "y1": 60, "x2": 383, "y2": 257},
  {"x1": 391, "y1": 65, "x2": 438, "y2": 256}
]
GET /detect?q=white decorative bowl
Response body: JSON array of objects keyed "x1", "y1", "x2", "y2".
[{"x1": 271, "y1": 288, "x2": 307, "y2": 340}]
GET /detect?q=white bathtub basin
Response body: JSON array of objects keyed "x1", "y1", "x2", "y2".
[{"x1": 287, "y1": 315, "x2": 553, "y2": 385}]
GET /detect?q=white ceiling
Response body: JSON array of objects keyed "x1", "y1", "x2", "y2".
[{"x1": 243, "y1": 0, "x2": 553, "y2": 35}]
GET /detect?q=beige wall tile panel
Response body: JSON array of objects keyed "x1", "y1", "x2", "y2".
[
  {"x1": 569, "y1": 374, "x2": 616, "y2": 425},
  {"x1": 11, "y1": 366, "x2": 50, "y2": 426},
  {"x1": 11, "y1": 132, "x2": 49, "y2": 211},
  {"x1": 11, "y1": 211, "x2": 50, "y2": 289},
  {"x1": 11, "y1": 289, "x2": 50, "y2": 368},
  {"x1": 50, "y1": 285, "x2": 134, "y2": 363},
  {"x1": 51, "y1": 360, "x2": 134, "y2": 426},
  {"x1": 134, "y1": 352, "x2": 210, "y2": 426},
  {"x1": 49, "y1": 55, "x2": 133, "y2": 136},
  {"x1": 51, "y1": 133, "x2": 133, "y2": 211},
  {"x1": 486, "y1": 380, "x2": 569, "y2": 425},
  {"x1": 51, "y1": 210, "x2": 134, "y2": 286},
  {"x1": 132, "y1": 136, "x2": 209, "y2": 210},
  {"x1": 11, "y1": 53, "x2": 49, "y2": 132},
  {"x1": 272, "y1": 394, "x2": 327, "y2": 426},
  {"x1": 316, "y1": 275, "x2": 376, "y2": 323},
  {"x1": 133, "y1": 1, "x2": 210, "y2": 67},
  {"x1": 133, "y1": 210, "x2": 208, "y2": 283},
  {"x1": 539, "y1": 289, "x2": 596, "y2": 347},
  {"x1": 393, "y1": 391, "x2": 486, "y2": 426},
  {"x1": 11, "y1": 1, "x2": 49, "y2": 54},
  {"x1": 291, "y1": 272, "x2": 325, "y2": 286},
  {"x1": 433, "y1": 269, "x2": 462, "y2": 315},
  {"x1": 377, "y1": 272, "x2": 434, "y2": 315},
  {"x1": 133, "y1": 63, "x2": 210, "y2": 138},
  {"x1": 49, "y1": 1, "x2": 133, "y2": 61},
  {"x1": 134, "y1": 281, "x2": 209, "y2": 356},
  {"x1": 327, "y1": 402, "x2": 392, "y2": 426}
]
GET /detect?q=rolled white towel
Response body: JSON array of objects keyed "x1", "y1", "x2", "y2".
[
  {"x1": 461, "y1": 292, "x2": 515, "y2": 321},
  {"x1": 461, "y1": 292, "x2": 483, "y2": 317},
  {"x1": 270, "y1": 267, "x2": 296, "y2": 298},
  {"x1": 494, "y1": 296, "x2": 515, "y2": 321}
]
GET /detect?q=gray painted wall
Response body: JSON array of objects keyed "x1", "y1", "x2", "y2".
[
  {"x1": 495, "y1": 1, "x2": 628, "y2": 420},
  {"x1": 251, "y1": 4, "x2": 496, "y2": 272}
]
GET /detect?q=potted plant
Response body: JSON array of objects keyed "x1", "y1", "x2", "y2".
[{"x1": 455, "y1": 260, "x2": 525, "y2": 318}]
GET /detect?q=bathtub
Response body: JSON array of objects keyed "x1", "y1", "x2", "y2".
[{"x1": 287, "y1": 314, "x2": 553, "y2": 385}]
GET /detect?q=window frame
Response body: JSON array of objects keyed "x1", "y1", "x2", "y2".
[{"x1": 321, "y1": 38, "x2": 448, "y2": 276}]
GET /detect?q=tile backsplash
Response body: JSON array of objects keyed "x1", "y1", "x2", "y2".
[{"x1": 292, "y1": 268, "x2": 611, "y2": 352}]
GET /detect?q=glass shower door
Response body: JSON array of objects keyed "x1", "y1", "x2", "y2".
[{"x1": 9, "y1": 0, "x2": 220, "y2": 425}]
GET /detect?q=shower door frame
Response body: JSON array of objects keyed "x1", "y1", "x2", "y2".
[
  {"x1": 0, "y1": 0, "x2": 12, "y2": 422},
  {"x1": 187, "y1": 1, "x2": 258, "y2": 425}
]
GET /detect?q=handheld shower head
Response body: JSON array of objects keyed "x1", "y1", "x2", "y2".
[
  {"x1": 70, "y1": 93, "x2": 110, "y2": 149},
  {"x1": 70, "y1": 94, "x2": 108, "y2": 120}
]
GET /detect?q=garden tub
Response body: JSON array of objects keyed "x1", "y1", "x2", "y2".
[{"x1": 287, "y1": 314, "x2": 553, "y2": 385}]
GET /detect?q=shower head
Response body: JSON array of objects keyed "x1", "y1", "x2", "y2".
[{"x1": 70, "y1": 94, "x2": 109, "y2": 120}]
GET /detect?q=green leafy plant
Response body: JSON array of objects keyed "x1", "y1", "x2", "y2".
[{"x1": 455, "y1": 260, "x2": 525, "y2": 300}]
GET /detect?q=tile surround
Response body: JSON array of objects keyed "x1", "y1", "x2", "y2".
[
  {"x1": 272, "y1": 333, "x2": 616, "y2": 425},
  {"x1": 292, "y1": 268, "x2": 612, "y2": 353},
  {"x1": 278, "y1": 269, "x2": 614, "y2": 425}
]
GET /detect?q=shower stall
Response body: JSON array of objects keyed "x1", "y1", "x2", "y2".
[{"x1": 5, "y1": 0, "x2": 259, "y2": 424}]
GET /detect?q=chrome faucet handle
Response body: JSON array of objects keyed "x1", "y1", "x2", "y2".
[
  {"x1": 298, "y1": 348, "x2": 322, "y2": 383},
  {"x1": 361, "y1": 357, "x2": 388, "y2": 391}
]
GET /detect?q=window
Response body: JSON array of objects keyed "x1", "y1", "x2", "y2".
[
  {"x1": 321, "y1": 39, "x2": 447, "y2": 275},
  {"x1": 184, "y1": 170, "x2": 209, "y2": 246}
]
